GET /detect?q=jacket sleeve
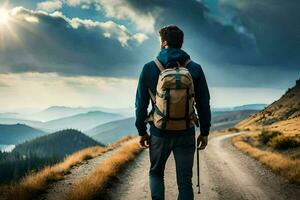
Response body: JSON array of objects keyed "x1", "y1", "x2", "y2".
[
  {"x1": 135, "y1": 65, "x2": 150, "y2": 136},
  {"x1": 194, "y1": 66, "x2": 211, "y2": 136}
]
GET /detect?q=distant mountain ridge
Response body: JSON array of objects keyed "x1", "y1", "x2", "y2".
[
  {"x1": 0, "y1": 124, "x2": 46, "y2": 144},
  {"x1": 0, "y1": 110, "x2": 124, "y2": 132},
  {"x1": 30, "y1": 106, "x2": 107, "y2": 121},
  {"x1": 88, "y1": 108, "x2": 259, "y2": 144},
  {"x1": 87, "y1": 117, "x2": 136, "y2": 144},
  {"x1": 211, "y1": 110, "x2": 258, "y2": 131},
  {"x1": 13, "y1": 129, "x2": 102, "y2": 158},
  {"x1": 0, "y1": 118, "x2": 45, "y2": 130},
  {"x1": 212, "y1": 104, "x2": 267, "y2": 112},
  {"x1": 42, "y1": 111, "x2": 123, "y2": 131},
  {"x1": 233, "y1": 104, "x2": 267, "y2": 111},
  {"x1": 28, "y1": 106, "x2": 133, "y2": 121},
  {"x1": 236, "y1": 79, "x2": 300, "y2": 135}
]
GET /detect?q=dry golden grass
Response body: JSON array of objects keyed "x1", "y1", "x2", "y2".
[
  {"x1": 4, "y1": 136, "x2": 133, "y2": 200},
  {"x1": 236, "y1": 80, "x2": 300, "y2": 136},
  {"x1": 232, "y1": 135, "x2": 300, "y2": 184},
  {"x1": 64, "y1": 137, "x2": 142, "y2": 200}
]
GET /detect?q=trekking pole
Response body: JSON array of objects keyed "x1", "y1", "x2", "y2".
[{"x1": 196, "y1": 147, "x2": 200, "y2": 194}]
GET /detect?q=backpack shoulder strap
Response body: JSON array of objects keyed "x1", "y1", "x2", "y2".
[
  {"x1": 148, "y1": 89, "x2": 156, "y2": 103},
  {"x1": 183, "y1": 59, "x2": 192, "y2": 68},
  {"x1": 154, "y1": 59, "x2": 165, "y2": 72}
]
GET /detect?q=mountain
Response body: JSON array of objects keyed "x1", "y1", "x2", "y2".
[
  {"x1": 0, "y1": 112, "x2": 21, "y2": 119},
  {"x1": 42, "y1": 111, "x2": 123, "y2": 131},
  {"x1": 87, "y1": 117, "x2": 136, "y2": 144},
  {"x1": 13, "y1": 129, "x2": 102, "y2": 158},
  {"x1": 26, "y1": 106, "x2": 104, "y2": 121},
  {"x1": 87, "y1": 109, "x2": 259, "y2": 144},
  {"x1": 211, "y1": 110, "x2": 259, "y2": 131},
  {"x1": 212, "y1": 104, "x2": 267, "y2": 112},
  {"x1": 0, "y1": 124, "x2": 46, "y2": 144},
  {"x1": 24, "y1": 106, "x2": 134, "y2": 122},
  {"x1": 236, "y1": 79, "x2": 300, "y2": 135},
  {"x1": 0, "y1": 118, "x2": 44, "y2": 128},
  {"x1": 95, "y1": 107, "x2": 134, "y2": 117},
  {"x1": 233, "y1": 104, "x2": 267, "y2": 111}
]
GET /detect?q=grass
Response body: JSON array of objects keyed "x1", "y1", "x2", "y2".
[
  {"x1": 3, "y1": 136, "x2": 133, "y2": 200},
  {"x1": 258, "y1": 130, "x2": 282, "y2": 145},
  {"x1": 269, "y1": 134, "x2": 300, "y2": 150},
  {"x1": 64, "y1": 137, "x2": 142, "y2": 200},
  {"x1": 232, "y1": 133, "x2": 300, "y2": 184}
]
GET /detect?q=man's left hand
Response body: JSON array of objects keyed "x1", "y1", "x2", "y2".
[{"x1": 197, "y1": 135, "x2": 208, "y2": 150}]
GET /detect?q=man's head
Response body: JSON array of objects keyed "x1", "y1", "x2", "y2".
[{"x1": 159, "y1": 25, "x2": 184, "y2": 49}]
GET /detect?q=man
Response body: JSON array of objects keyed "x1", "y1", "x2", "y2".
[{"x1": 135, "y1": 25, "x2": 211, "y2": 200}]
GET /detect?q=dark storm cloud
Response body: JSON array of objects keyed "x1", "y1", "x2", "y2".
[
  {"x1": 220, "y1": 0, "x2": 300, "y2": 67},
  {"x1": 0, "y1": 7, "x2": 149, "y2": 77},
  {"x1": 121, "y1": 0, "x2": 300, "y2": 68},
  {"x1": 122, "y1": 0, "x2": 261, "y2": 65}
]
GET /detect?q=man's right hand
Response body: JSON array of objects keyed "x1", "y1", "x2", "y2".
[
  {"x1": 139, "y1": 133, "x2": 150, "y2": 148},
  {"x1": 197, "y1": 135, "x2": 208, "y2": 150}
]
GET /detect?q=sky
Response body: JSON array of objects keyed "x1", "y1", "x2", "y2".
[{"x1": 0, "y1": 0, "x2": 299, "y2": 112}]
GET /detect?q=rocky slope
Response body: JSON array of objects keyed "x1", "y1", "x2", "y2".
[{"x1": 236, "y1": 79, "x2": 300, "y2": 135}]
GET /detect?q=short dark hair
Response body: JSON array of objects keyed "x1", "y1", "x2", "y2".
[{"x1": 159, "y1": 25, "x2": 184, "y2": 49}]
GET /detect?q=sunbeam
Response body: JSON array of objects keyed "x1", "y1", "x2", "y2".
[{"x1": 0, "y1": 8, "x2": 9, "y2": 25}]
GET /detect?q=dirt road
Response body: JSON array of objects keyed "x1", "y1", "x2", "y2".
[
  {"x1": 38, "y1": 147, "x2": 121, "y2": 200},
  {"x1": 106, "y1": 132, "x2": 300, "y2": 200}
]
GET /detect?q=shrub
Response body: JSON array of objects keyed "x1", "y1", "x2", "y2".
[
  {"x1": 258, "y1": 130, "x2": 282, "y2": 145},
  {"x1": 227, "y1": 127, "x2": 240, "y2": 132},
  {"x1": 270, "y1": 135, "x2": 300, "y2": 150}
]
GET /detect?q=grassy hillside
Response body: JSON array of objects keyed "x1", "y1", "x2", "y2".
[
  {"x1": 0, "y1": 124, "x2": 46, "y2": 144},
  {"x1": 232, "y1": 79, "x2": 300, "y2": 183},
  {"x1": 13, "y1": 129, "x2": 103, "y2": 158},
  {"x1": 236, "y1": 79, "x2": 300, "y2": 135},
  {"x1": 87, "y1": 117, "x2": 136, "y2": 144}
]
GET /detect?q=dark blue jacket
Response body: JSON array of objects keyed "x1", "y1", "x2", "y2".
[{"x1": 135, "y1": 48, "x2": 211, "y2": 137}]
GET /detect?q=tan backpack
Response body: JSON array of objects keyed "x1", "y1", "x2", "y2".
[{"x1": 147, "y1": 58, "x2": 198, "y2": 131}]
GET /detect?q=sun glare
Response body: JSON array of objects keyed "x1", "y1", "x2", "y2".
[{"x1": 0, "y1": 8, "x2": 9, "y2": 25}]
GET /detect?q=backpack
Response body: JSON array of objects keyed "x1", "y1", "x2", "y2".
[{"x1": 146, "y1": 58, "x2": 199, "y2": 131}]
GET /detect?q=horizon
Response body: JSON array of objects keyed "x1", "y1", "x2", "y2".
[{"x1": 0, "y1": 102, "x2": 275, "y2": 114}]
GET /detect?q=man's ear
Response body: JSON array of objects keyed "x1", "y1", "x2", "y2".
[{"x1": 163, "y1": 40, "x2": 169, "y2": 49}]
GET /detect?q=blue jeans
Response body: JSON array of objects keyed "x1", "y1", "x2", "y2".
[{"x1": 149, "y1": 134, "x2": 196, "y2": 200}]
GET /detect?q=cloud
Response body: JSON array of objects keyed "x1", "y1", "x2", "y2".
[
  {"x1": 96, "y1": 0, "x2": 156, "y2": 33},
  {"x1": 60, "y1": 0, "x2": 156, "y2": 33},
  {"x1": 33, "y1": 0, "x2": 299, "y2": 67},
  {"x1": 2, "y1": 1, "x2": 299, "y2": 89},
  {"x1": 37, "y1": 0, "x2": 63, "y2": 12},
  {"x1": 219, "y1": 0, "x2": 300, "y2": 66},
  {"x1": 132, "y1": 33, "x2": 149, "y2": 44},
  {"x1": 113, "y1": 0, "x2": 260, "y2": 66},
  {"x1": 0, "y1": 72, "x2": 287, "y2": 110},
  {"x1": 0, "y1": 73, "x2": 137, "y2": 110},
  {"x1": 0, "y1": 7, "x2": 149, "y2": 77},
  {"x1": 91, "y1": 0, "x2": 299, "y2": 67},
  {"x1": 66, "y1": 0, "x2": 93, "y2": 8}
]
